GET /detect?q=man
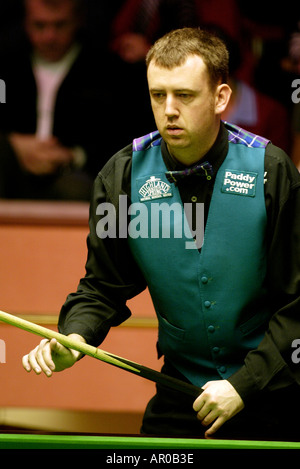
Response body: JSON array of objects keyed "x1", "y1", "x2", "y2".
[
  {"x1": 23, "y1": 28, "x2": 300, "y2": 440},
  {"x1": 0, "y1": 0, "x2": 112, "y2": 199}
]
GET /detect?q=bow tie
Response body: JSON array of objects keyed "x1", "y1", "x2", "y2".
[{"x1": 165, "y1": 161, "x2": 213, "y2": 184}]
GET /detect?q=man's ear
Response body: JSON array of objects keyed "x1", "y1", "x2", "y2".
[{"x1": 215, "y1": 83, "x2": 232, "y2": 115}]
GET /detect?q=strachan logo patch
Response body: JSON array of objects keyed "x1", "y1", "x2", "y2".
[
  {"x1": 221, "y1": 170, "x2": 258, "y2": 197},
  {"x1": 138, "y1": 176, "x2": 173, "y2": 201}
]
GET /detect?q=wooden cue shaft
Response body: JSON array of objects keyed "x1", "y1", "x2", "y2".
[
  {"x1": 0, "y1": 310, "x2": 203, "y2": 398},
  {"x1": 0, "y1": 310, "x2": 136, "y2": 371}
]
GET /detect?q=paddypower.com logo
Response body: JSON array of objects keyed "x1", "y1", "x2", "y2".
[{"x1": 95, "y1": 195, "x2": 204, "y2": 250}]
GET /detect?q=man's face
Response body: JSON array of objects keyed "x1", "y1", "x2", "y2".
[
  {"x1": 147, "y1": 55, "x2": 222, "y2": 165},
  {"x1": 25, "y1": 0, "x2": 80, "y2": 62}
]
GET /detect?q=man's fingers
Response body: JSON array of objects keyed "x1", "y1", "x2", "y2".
[
  {"x1": 193, "y1": 380, "x2": 244, "y2": 438},
  {"x1": 22, "y1": 339, "x2": 55, "y2": 377},
  {"x1": 198, "y1": 408, "x2": 218, "y2": 427},
  {"x1": 37, "y1": 339, "x2": 56, "y2": 376},
  {"x1": 192, "y1": 392, "x2": 205, "y2": 412},
  {"x1": 22, "y1": 334, "x2": 85, "y2": 377},
  {"x1": 194, "y1": 399, "x2": 227, "y2": 437},
  {"x1": 22, "y1": 351, "x2": 33, "y2": 373},
  {"x1": 23, "y1": 344, "x2": 42, "y2": 374},
  {"x1": 194, "y1": 402, "x2": 209, "y2": 422},
  {"x1": 204, "y1": 416, "x2": 227, "y2": 438},
  {"x1": 34, "y1": 339, "x2": 53, "y2": 376}
]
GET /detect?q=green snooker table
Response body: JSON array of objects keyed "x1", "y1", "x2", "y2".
[{"x1": 1, "y1": 433, "x2": 300, "y2": 449}]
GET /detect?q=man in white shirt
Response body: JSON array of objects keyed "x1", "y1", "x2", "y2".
[{"x1": 0, "y1": 0, "x2": 109, "y2": 199}]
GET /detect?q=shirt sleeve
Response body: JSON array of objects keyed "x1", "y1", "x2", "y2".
[
  {"x1": 58, "y1": 145, "x2": 147, "y2": 346},
  {"x1": 228, "y1": 144, "x2": 300, "y2": 402}
]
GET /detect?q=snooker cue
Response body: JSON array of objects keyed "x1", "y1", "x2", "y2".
[{"x1": 0, "y1": 310, "x2": 202, "y2": 399}]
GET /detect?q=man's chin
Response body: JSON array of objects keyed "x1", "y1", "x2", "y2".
[{"x1": 37, "y1": 48, "x2": 69, "y2": 63}]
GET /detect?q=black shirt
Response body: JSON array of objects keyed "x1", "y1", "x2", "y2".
[{"x1": 58, "y1": 122, "x2": 300, "y2": 403}]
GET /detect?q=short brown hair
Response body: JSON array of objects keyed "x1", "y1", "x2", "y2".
[
  {"x1": 146, "y1": 27, "x2": 229, "y2": 88},
  {"x1": 24, "y1": 0, "x2": 85, "y2": 16}
]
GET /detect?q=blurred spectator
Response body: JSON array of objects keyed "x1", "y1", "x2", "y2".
[
  {"x1": 110, "y1": 0, "x2": 199, "y2": 64},
  {"x1": 290, "y1": 25, "x2": 300, "y2": 170},
  {"x1": 0, "y1": 0, "x2": 114, "y2": 200},
  {"x1": 239, "y1": 0, "x2": 297, "y2": 107},
  {"x1": 285, "y1": 21, "x2": 300, "y2": 74},
  {"x1": 291, "y1": 103, "x2": 300, "y2": 170},
  {"x1": 110, "y1": 0, "x2": 241, "y2": 64},
  {"x1": 217, "y1": 28, "x2": 291, "y2": 153},
  {"x1": 280, "y1": 18, "x2": 300, "y2": 169},
  {"x1": 107, "y1": 0, "x2": 243, "y2": 149}
]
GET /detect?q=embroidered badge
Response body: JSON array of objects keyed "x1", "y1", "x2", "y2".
[
  {"x1": 221, "y1": 170, "x2": 258, "y2": 197},
  {"x1": 138, "y1": 176, "x2": 173, "y2": 201}
]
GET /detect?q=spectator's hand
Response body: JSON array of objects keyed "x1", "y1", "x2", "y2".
[
  {"x1": 290, "y1": 32, "x2": 300, "y2": 66},
  {"x1": 22, "y1": 334, "x2": 85, "y2": 377},
  {"x1": 193, "y1": 380, "x2": 244, "y2": 438},
  {"x1": 9, "y1": 133, "x2": 74, "y2": 175},
  {"x1": 112, "y1": 33, "x2": 151, "y2": 63}
]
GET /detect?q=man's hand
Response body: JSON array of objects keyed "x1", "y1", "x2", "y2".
[
  {"x1": 9, "y1": 133, "x2": 74, "y2": 175},
  {"x1": 193, "y1": 380, "x2": 244, "y2": 438},
  {"x1": 22, "y1": 334, "x2": 86, "y2": 377},
  {"x1": 111, "y1": 33, "x2": 151, "y2": 63}
]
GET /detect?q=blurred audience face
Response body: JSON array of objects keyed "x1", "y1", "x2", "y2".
[{"x1": 24, "y1": 0, "x2": 81, "y2": 62}]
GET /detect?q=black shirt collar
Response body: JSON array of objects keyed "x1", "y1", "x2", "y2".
[{"x1": 161, "y1": 121, "x2": 229, "y2": 178}]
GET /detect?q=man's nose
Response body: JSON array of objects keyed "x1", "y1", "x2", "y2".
[
  {"x1": 165, "y1": 95, "x2": 179, "y2": 117},
  {"x1": 41, "y1": 25, "x2": 58, "y2": 42}
]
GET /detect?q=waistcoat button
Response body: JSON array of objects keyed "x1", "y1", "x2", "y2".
[
  {"x1": 207, "y1": 325, "x2": 215, "y2": 333},
  {"x1": 201, "y1": 276, "x2": 208, "y2": 284},
  {"x1": 204, "y1": 300, "x2": 211, "y2": 308}
]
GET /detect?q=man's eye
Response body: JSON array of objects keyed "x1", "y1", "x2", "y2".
[{"x1": 33, "y1": 21, "x2": 46, "y2": 31}]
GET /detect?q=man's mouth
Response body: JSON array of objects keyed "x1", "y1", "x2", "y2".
[{"x1": 166, "y1": 126, "x2": 183, "y2": 135}]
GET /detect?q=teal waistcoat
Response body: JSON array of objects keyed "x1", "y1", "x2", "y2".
[{"x1": 128, "y1": 123, "x2": 271, "y2": 387}]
